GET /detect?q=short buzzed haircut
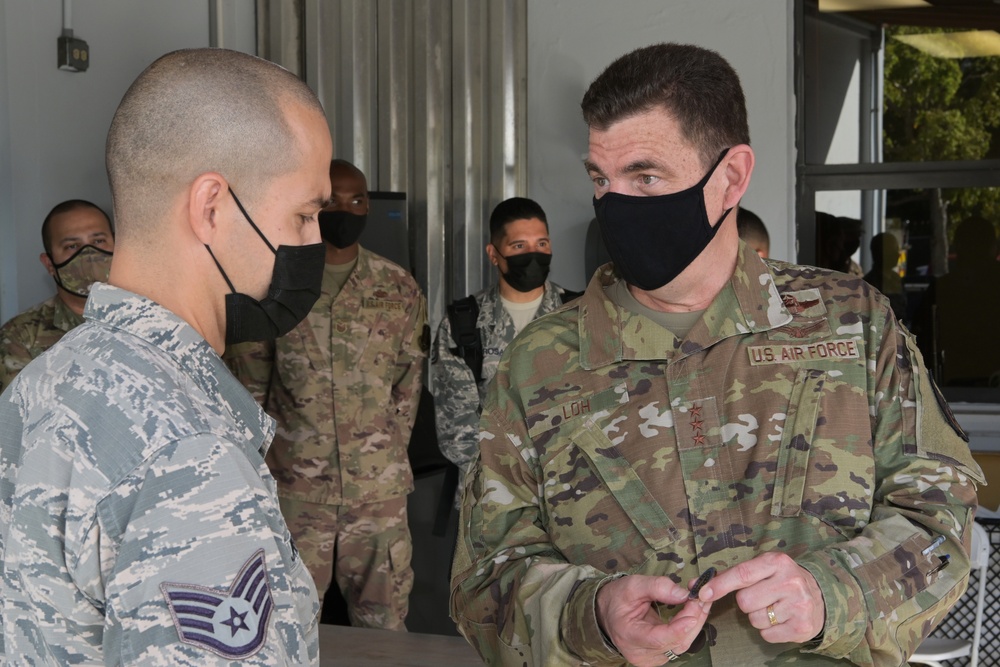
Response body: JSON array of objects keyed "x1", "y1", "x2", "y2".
[
  {"x1": 106, "y1": 48, "x2": 324, "y2": 240},
  {"x1": 581, "y1": 43, "x2": 750, "y2": 169},
  {"x1": 736, "y1": 207, "x2": 769, "y2": 247},
  {"x1": 41, "y1": 200, "x2": 112, "y2": 255},
  {"x1": 489, "y1": 197, "x2": 548, "y2": 246},
  {"x1": 330, "y1": 159, "x2": 367, "y2": 184}
]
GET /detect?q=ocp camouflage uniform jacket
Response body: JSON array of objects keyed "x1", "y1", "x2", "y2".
[
  {"x1": 0, "y1": 284, "x2": 318, "y2": 664},
  {"x1": 0, "y1": 294, "x2": 83, "y2": 392},
  {"x1": 227, "y1": 247, "x2": 427, "y2": 506},
  {"x1": 450, "y1": 242, "x2": 984, "y2": 667},
  {"x1": 432, "y1": 280, "x2": 572, "y2": 478}
]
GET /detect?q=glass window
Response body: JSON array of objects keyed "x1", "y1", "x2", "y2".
[
  {"x1": 884, "y1": 26, "x2": 1000, "y2": 164},
  {"x1": 798, "y1": 0, "x2": 1000, "y2": 402}
]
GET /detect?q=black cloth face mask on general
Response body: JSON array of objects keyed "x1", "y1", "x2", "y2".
[
  {"x1": 495, "y1": 249, "x2": 551, "y2": 293},
  {"x1": 593, "y1": 148, "x2": 732, "y2": 291},
  {"x1": 205, "y1": 187, "x2": 326, "y2": 345},
  {"x1": 318, "y1": 210, "x2": 367, "y2": 249}
]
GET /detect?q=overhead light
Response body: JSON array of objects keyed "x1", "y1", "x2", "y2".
[
  {"x1": 819, "y1": 0, "x2": 930, "y2": 11},
  {"x1": 893, "y1": 30, "x2": 1000, "y2": 58}
]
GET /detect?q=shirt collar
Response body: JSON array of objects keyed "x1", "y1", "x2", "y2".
[
  {"x1": 578, "y1": 241, "x2": 793, "y2": 369},
  {"x1": 84, "y1": 283, "x2": 274, "y2": 453}
]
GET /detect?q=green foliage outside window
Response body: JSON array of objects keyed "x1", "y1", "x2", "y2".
[{"x1": 883, "y1": 25, "x2": 1000, "y2": 236}]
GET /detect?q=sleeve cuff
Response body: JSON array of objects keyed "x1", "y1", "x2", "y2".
[
  {"x1": 561, "y1": 573, "x2": 627, "y2": 664},
  {"x1": 796, "y1": 551, "x2": 869, "y2": 659}
]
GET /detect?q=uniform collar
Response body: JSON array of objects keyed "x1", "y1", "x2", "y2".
[
  {"x1": 83, "y1": 283, "x2": 274, "y2": 453},
  {"x1": 578, "y1": 241, "x2": 793, "y2": 370}
]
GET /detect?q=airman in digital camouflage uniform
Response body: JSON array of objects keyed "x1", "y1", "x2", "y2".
[
  {"x1": 0, "y1": 199, "x2": 114, "y2": 392},
  {"x1": 432, "y1": 197, "x2": 577, "y2": 501},
  {"x1": 0, "y1": 48, "x2": 333, "y2": 664},
  {"x1": 450, "y1": 43, "x2": 984, "y2": 667},
  {"x1": 226, "y1": 160, "x2": 427, "y2": 630}
]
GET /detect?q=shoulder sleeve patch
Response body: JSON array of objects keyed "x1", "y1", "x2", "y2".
[
  {"x1": 902, "y1": 333, "x2": 985, "y2": 485},
  {"x1": 160, "y1": 549, "x2": 274, "y2": 659}
]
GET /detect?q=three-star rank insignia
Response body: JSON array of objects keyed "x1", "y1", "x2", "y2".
[{"x1": 161, "y1": 549, "x2": 274, "y2": 659}]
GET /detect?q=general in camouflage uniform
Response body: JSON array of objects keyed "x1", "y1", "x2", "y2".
[
  {"x1": 227, "y1": 161, "x2": 428, "y2": 630},
  {"x1": 0, "y1": 199, "x2": 114, "y2": 392},
  {"x1": 432, "y1": 279, "x2": 575, "y2": 490},
  {"x1": 450, "y1": 43, "x2": 983, "y2": 667},
  {"x1": 0, "y1": 285, "x2": 320, "y2": 664}
]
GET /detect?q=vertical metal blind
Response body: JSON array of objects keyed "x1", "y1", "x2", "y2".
[{"x1": 264, "y1": 0, "x2": 528, "y2": 333}]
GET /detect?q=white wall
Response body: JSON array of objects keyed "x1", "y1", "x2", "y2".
[
  {"x1": 0, "y1": 0, "x2": 254, "y2": 324},
  {"x1": 2, "y1": 0, "x2": 800, "y2": 319},
  {"x1": 527, "y1": 0, "x2": 797, "y2": 289}
]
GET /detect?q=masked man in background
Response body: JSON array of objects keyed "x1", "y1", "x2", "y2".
[
  {"x1": 431, "y1": 196, "x2": 581, "y2": 504},
  {"x1": 0, "y1": 199, "x2": 114, "y2": 391},
  {"x1": 227, "y1": 159, "x2": 428, "y2": 630}
]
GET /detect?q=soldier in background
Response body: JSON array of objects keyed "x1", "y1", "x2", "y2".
[
  {"x1": 735, "y1": 206, "x2": 769, "y2": 259},
  {"x1": 450, "y1": 42, "x2": 981, "y2": 667},
  {"x1": 431, "y1": 197, "x2": 579, "y2": 503},
  {"x1": 0, "y1": 199, "x2": 114, "y2": 391},
  {"x1": 0, "y1": 48, "x2": 330, "y2": 663},
  {"x1": 226, "y1": 159, "x2": 427, "y2": 630}
]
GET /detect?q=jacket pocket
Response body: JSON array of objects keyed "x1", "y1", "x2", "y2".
[
  {"x1": 561, "y1": 419, "x2": 678, "y2": 562},
  {"x1": 771, "y1": 368, "x2": 825, "y2": 518},
  {"x1": 770, "y1": 367, "x2": 874, "y2": 535}
]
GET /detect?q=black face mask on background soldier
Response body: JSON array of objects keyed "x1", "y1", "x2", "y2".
[
  {"x1": 495, "y1": 249, "x2": 551, "y2": 293},
  {"x1": 318, "y1": 210, "x2": 367, "y2": 249},
  {"x1": 205, "y1": 188, "x2": 326, "y2": 345},
  {"x1": 594, "y1": 149, "x2": 732, "y2": 291}
]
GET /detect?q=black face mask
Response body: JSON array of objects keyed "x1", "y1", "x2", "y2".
[
  {"x1": 495, "y1": 249, "x2": 551, "y2": 293},
  {"x1": 206, "y1": 188, "x2": 326, "y2": 345},
  {"x1": 594, "y1": 149, "x2": 732, "y2": 291},
  {"x1": 319, "y1": 210, "x2": 367, "y2": 249}
]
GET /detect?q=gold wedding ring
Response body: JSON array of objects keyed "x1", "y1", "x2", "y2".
[{"x1": 767, "y1": 604, "x2": 779, "y2": 627}]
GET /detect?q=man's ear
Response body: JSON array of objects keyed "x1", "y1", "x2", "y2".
[
  {"x1": 188, "y1": 173, "x2": 229, "y2": 246},
  {"x1": 722, "y1": 145, "x2": 755, "y2": 210},
  {"x1": 485, "y1": 242, "x2": 500, "y2": 267},
  {"x1": 39, "y1": 252, "x2": 55, "y2": 276}
]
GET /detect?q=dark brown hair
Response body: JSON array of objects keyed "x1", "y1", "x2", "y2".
[
  {"x1": 489, "y1": 197, "x2": 548, "y2": 246},
  {"x1": 581, "y1": 43, "x2": 750, "y2": 168}
]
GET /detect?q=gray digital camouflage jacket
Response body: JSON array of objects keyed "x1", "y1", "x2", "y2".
[
  {"x1": 432, "y1": 280, "x2": 572, "y2": 481},
  {"x1": 0, "y1": 284, "x2": 319, "y2": 664}
]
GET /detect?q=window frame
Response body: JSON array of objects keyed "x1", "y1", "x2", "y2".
[{"x1": 794, "y1": 0, "x2": 1000, "y2": 408}]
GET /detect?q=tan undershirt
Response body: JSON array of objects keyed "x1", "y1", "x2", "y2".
[
  {"x1": 605, "y1": 278, "x2": 704, "y2": 339},
  {"x1": 501, "y1": 293, "x2": 544, "y2": 334}
]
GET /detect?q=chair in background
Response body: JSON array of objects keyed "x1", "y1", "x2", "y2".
[{"x1": 910, "y1": 521, "x2": 990, "y2": 667}]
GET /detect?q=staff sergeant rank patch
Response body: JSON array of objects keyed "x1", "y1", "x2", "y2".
[
  {"x1": 748, "y1": 339, "x2": 860, "y2": 365},
  {"x1": 161, "y1": 549, "x2": 274, "y2": 659}
]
